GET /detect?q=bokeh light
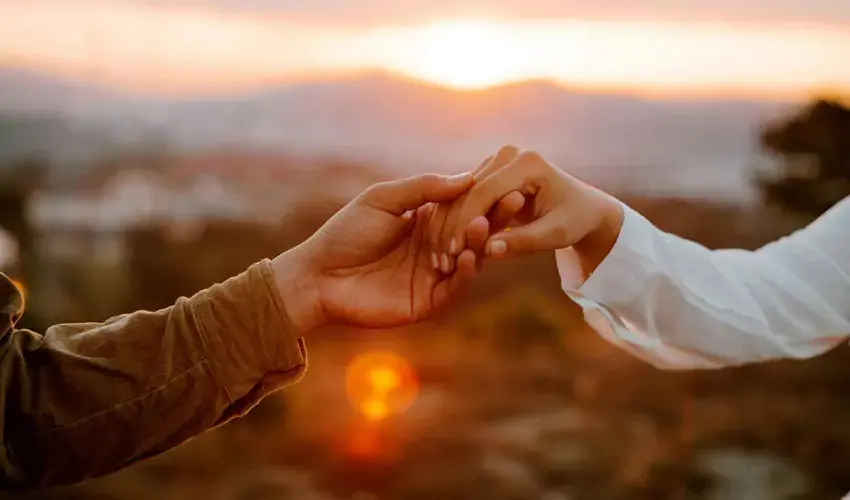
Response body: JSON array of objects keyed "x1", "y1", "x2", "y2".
[{"x1": 345, "y1": 351, "x2": 419, "y2": 422}]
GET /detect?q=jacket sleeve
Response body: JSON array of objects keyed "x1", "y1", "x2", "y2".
[
  {"x1": 0, "y1": 259, "x2": 307, "y2": 489},
  {"x1": 557, "y1": 196, "x2": 850, "y2": 369}
]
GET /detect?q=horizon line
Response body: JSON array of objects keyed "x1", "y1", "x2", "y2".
[{"x1": 3, "y1": 62, "x2": 838, "y2": 105}]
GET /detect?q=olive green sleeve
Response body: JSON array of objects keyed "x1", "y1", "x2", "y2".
[{"x1": 0, "y1": 260, "x2": 307, "y2": 489}]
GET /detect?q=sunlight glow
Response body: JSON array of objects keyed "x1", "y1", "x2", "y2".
[
  {"x1": 346, "y1": 351, "x2": 418, "y2": 422},
  {"x1": 1, "y1": 2, "x2": 850, "y2": 98},
  {"x1": 397, "y1": 19, "x2": 530, "y2": 89},
  {"x1": 360, "y1": 399, "x2": 390, "y2": 422}
]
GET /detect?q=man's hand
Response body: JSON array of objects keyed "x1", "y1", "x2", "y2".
[{"x1": 271, "y1": 173, "x2": 485, "y2": 335}]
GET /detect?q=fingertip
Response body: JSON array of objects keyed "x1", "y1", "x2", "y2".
[
  {"x1": 467, "y1": 216, "x2": 490, "y2": 234},
  {"x1": 443, "y1": 231, "x2": 464, "y2": 257},
  {"x1": 440, "y1": 253, "x2": 451, "y2": 274},
  {"x1": 503, "y1": 191, "x2": 526, "y2": 212},
  {"x1": 487, "y1": 239, "x2": 508, "y2": 258}
]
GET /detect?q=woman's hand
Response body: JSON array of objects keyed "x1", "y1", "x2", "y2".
[
  {"x1": 426, "y1": 148, "x2": 527, "y2": 274},
  {"x1": 429, "y1": 145, "x2": 625, "y2": 278}
]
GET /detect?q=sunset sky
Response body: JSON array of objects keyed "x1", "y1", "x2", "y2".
[{"x1": 2, "y1": 0, "x2": 849, "y2": 99}]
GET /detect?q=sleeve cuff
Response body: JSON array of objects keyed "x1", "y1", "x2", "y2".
[
  {"x1": 556, "y1": 201, "x2": 657, "y2": 305},
  {"x1": 190, "y1": 259, "x2": 307, "y2": 405},
  {"x1": 556, "y1": 204, "x2": 729, "y2": 370}
]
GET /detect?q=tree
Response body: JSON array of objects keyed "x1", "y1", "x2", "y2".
[{"x1": 756, "y1": 99, "x2": 850, "y2": 216}]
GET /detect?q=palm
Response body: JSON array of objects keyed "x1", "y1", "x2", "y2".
[{"x1": 307, "y1": 204, "x2": 458, "y2": 328}]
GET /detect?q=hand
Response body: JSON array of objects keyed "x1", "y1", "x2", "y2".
[
  {"x1": 271, "y1": 173, "x2": 485, "y2": 335},
  {"x1": 426, "y1": 150, "x2": 527, "y2": 274},
  {"x1": 431, "y1": 145, "x2": 625, "y2": 275}
]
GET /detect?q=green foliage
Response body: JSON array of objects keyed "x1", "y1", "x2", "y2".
[{"x1": 756, "y1": 99, "x2": 850, "y2": 215}]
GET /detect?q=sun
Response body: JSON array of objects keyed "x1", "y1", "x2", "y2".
[{"x1": 397, "y1": 19, "x2": 529, "y2": 90}]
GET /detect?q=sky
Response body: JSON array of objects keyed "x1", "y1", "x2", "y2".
[{"x1": 1, "y1": 0, "x2": 849, "y2": 99}]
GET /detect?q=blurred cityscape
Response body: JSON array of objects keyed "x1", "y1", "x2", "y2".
[{"x1": 1, "y1": 1, "x2": 850, "y2": 499}]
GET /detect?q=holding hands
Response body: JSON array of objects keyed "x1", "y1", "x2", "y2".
[
  {"x1": 429, "y1": 145, "x2": 624, "y2": 280},
  {"x1": 272, "y1": 145, "x2": 624, "y2": 336},
  {"x1": 271, "y1": 170, "x2": 525, "y2": 334}
]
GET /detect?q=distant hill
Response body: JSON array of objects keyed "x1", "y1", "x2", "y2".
[{"x1": 0, "y1": 68, "x2": 797, "y2": 201}]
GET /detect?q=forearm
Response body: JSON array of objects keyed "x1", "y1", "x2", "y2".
[
  {"x1": 561, "y1": 198, "x2": 850, "y2": 369},
  {"x1": 0, "y1": 259, "x2": 307, "y2": 488}
]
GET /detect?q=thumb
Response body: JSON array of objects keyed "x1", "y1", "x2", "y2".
[
  {"x1": 485, "y1": 215, "x2": 570, "y2": 259},
  {"x1": 359, "y1": 173, "x2": 473, "y2": 215}
]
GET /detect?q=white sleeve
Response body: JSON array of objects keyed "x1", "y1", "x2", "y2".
[{"x1": 557, "y1": 196, "x2": 850, "y2": 370}]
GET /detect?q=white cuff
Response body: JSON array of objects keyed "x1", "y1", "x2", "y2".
[
  {"x1": 556, "y1": 202, "x2": 656, "y2": 303},
  {"x1": 555, "y1": 203, "x2": 726, "y2": 370}
]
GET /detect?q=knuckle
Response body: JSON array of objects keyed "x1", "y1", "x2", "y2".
[
  {"x1": 517, "y1": 150, "x2": 554, "y2": 181},
  {"x1": 417, "y1": 173, "x2": 442, "y2": 187},
  {"x1": 359, "y1": 182, "x2": 385, "y2": 201},
  {"x1": 517, "y1": 149, "x2": 544, "y2": 165},
  {"x1": 497, "y1": 144, "x2": 520, "y2": 159}
]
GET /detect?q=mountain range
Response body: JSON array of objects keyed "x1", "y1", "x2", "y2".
[{"x1": 0, "y1": 67, "x2": 798, "y2": 201}]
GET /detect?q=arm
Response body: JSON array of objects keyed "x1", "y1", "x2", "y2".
[
  {"x1": 0, "y1": 258, "x2": 308, "y2": 489},
  {"x1": 433, "y1": 146, "x2": 850, "y2": 370},
  {"x1": 558, "y1": 195, "x2": 850, "y2": 369},
  {"x1": 0, "y1": 172, "x2": 480, "y2": 489}
]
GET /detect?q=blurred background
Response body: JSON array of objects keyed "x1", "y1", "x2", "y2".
[{"x1": 1, "y1": 1, "x2": 849, "y2": 498}]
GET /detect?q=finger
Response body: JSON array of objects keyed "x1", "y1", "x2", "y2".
[
  {"x1": 428, "y1": 204, "x2": 450, "y2": 271},
  {"x1": 472, "y1": 155, "x2": 495, "y2": 176},
  {"x1": 432, "y1": 249, "x2": 477, "y2": 308},
  {"x1": 445, "y1": 150, "x2": 545, "y2": 255},
  {"x1": 485, "y1": 213, "x2": 568, "y2": 259},
  {"x1": 441, "y1": 145, "x2": 520, "y2": 255},
  {"x1": 427, "y1": 155, "x2": 494, "y2": 273},
  {"x1": 490, "y1": 191, "x2": 525, "y2": 233},
  {"x1": 454, "y1": 248, "x2": 478, "y2": 283},
  {"x1": 360, "y1": 173, "x2": 473, "y2": 216},
  {"x1": 473, "y1": 145, "x2": 519, "y2": 182},
  {"x1": 392, "y1": 203, "x2": 431, "y2": 248},
  {"x1": 465, "y1": 216, "x2": 490, "y2": 256}
]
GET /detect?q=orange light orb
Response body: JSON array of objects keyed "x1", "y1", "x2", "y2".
[{"x1": 345, "y1": 351, "x2": 418, "y2": 422}]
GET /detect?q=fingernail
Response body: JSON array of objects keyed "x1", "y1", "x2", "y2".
[
  {"x1": 449, "y1": 237, "x2": 457, "y2": 255},
  {"x1": 440, "y1": 253, "x2": 450, "y2": 273},
  {"x1": 430, "y1": 252, "x2": 439, "y2": 270},
  {"x1": 448, "y1": 173, "x2": 472, "y2": 184},
  {"x1": 488, "y1": 240, "x2": 507, "y2": 257}
]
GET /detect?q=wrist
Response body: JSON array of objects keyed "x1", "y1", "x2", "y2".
[
  {"x1": 270, "y1": 247, "x2": 326, "y2": 337},
  {"x1": 573, "y1": 191, "x2": 624, "y2": 279}
]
